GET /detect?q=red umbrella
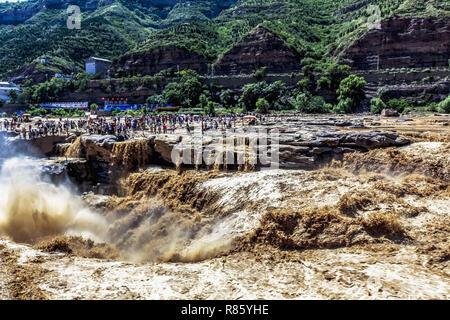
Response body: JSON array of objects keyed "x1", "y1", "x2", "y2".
[{"x1": 243, "y1": 115, "x2": 257, "y2": 119}]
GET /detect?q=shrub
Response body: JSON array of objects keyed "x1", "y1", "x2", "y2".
[
  {"x1": 297, "y1": 78, "x2": 313, "y2": 93},
  {"x1": 332, "y1": 97, "x2": 353, "y2": 114},
  {"x1": 255, "y1": 98, "x2": 270, "y2": 114},
  {"x1": 253, "y1": 66, "x2": 267, "y2": 79},
  {"x1": 437, "y1": 96, "x2": 450, "y2": 113},
  {"x1": 387, "y1": 99, "x2": 410, "y2": 113},
  {"x1": 317, "y1": 76, "x2": 331, "y2": 90},
  {"x1": 370, "y1": 98, "x2": 387, "y2": 114},
  {"x1": 295, "y1": 94, "x2": 331, "y2": 114},
  {"x1": 220, "y1": 89, "x2": 237, "y2": 108}
]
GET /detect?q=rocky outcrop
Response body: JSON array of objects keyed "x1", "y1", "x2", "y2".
[
  {"x1": 0, "y1": 0, "x2": 112, "y2": 25},
  {"x1": 109, "y1": 46, "x2": 212, "y2": 77},
  {"x1": 381, "y1": 109, "x2": 399, "y2": 117},
  {"x1": 274, "y1": 129, "x2": 409, "y2": 169},
  {"x1": 214, "y1": 26, "x2": 301, "y2": 75},
  {"x1": 2, "y1": 134, "x2": 68, "y2": 157},
  {"x1": 376, "y1": 79, "x2": 450, "y2": 104},
  {"x1": 343, "y1": 18, "x2": 450, "y2": 70},
  {"x1": 7, "y1": 63, "x2": 50, "y2": 84},
  {"x1": 0, "y1": 5, "x2": 39, "y2": 25},
  {"x1": 56, "y1": 119, "x2": 410, "y2": 175}
]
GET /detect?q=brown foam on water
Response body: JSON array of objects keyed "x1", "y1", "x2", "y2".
[
  {"x1": 330, "y1": 142, "x2": 450, "y2": 181},
  {"x1": 35, "y1": 235, "x2": 121, "y2": 260},
  {"x1": 102, "y1": 170, "x2": 236, "y2": 262}
]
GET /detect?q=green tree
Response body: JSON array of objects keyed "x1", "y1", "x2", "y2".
[
  {"x1": 205, "y1": 101, "x2": 216, "y2": 115},
  {"x1": 317, "y1": 77, "x2": 331, "y2": 90},
  {"x1": 181, "y1": 76, "x2": 204, "y2": 106},
  {"x1": 90, "y1": 103, "x2": 99, "y2": 112},
  {"x1": 332, "y1": 97, "x2": 354, "y2": 114},
  {"x1": 437, "y1": 96, "x2": 450, "y2": 113},
  {"x1": 336, "y1": 75, "x2": 367, "y2": 113},
  {"x1": 325, "y1": 64, "x2": 351, "y2": 90},
  {"x1": 163, "y1": 70, "x2": 204, "y2": 107},
  {"x1": 198, "y1": 94, "x2": 216, "y2": 115},
  {"x1": 297, "y1": 78, "x2": 313, "y2": 93},
  {"x1": 239, "y1": 82, "x2": 268, "y2": 112},
  {"x1": 387, "y1": 99, "x2": 410, "y2": 113},
  {"x1": 255, "y1": 98, "x2": 269, "y2": 114},
  {"x1": 220, "y1": 89, "x2": 237, "y2": 108},
  {"x1": 370, "y1": 98, "x2": 387, "y2": 114},
  {"x1": 146, "y1": 94, "x2": 163, "y2": 104},
  {"x1": 238, "y1": 81, "x2": 286, "y2": 111},
  {"x1": 164, "y1": 82, "x2": 183, "y2": 105},
  {"x1": 294, "y1": 94, "x2": 331, "y2": 114},
  {"x1": 8, "y1": 89, "x2": 18, "y2": 104}
]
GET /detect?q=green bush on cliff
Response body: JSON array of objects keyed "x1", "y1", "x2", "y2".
[
  {"x1": 370, "y1": 98, "x2": 387, "y2": 114},
  {"x1": 253, "y1": 67, "x2": 268, "y2": 80},
  {"x1": 437, "y1": 96, "x2": 450, "y2": 113},
  {"x1": 324, "y1": 64, "x2": 351, "y2": 90},
  {"x1": 316, "y1": 77, "x2": 331, "y2": 90}
]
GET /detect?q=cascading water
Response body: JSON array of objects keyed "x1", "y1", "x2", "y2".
[{"x1": 0, "y1": 147, "x2": 108, "y2": 244}]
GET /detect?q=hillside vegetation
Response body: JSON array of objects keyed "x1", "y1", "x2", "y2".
[{"x1": 1, "y1": 0, "x2": 449, "y2": 78}]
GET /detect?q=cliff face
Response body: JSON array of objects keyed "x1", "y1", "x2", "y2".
[
  {"x1": 109, "y1": 46, "x2": 212, "y2": 77},
  {"x1": 0, "y1": 5, "x2": 40, "y2": 25},
  {"x1": 214, "y1": 26, "x2": 301, "y2": 75},
  {"x1": 0, "y1": 0, "x2": 111, "y2": 25},
  {"x1": 344, "y1": 18, "x2": 450, "y2": 70},
  {"x1": 7, "y1": 64, "x2": 48, "y2": 84}
]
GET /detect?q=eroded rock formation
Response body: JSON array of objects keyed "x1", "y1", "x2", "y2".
[
  {"x1": 109, "y1": 46, "x2": 212, "y2": 77},
  {"x1": 214, "y1": 26, "x2": 301, "y2": 75},
  {"x1": 343, "y1": 18, "x2": 450, "y2": 70}
]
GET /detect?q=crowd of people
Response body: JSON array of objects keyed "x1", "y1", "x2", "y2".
[{"x1": 0, "y1": 113, "x2": 268, "y2": 140}]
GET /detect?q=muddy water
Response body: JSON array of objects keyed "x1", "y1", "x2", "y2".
[{"x1": 0, "y1": 116, "x2": 449, "y2": 300}]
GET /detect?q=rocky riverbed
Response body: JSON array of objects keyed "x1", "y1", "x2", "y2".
[{"x1": 0, "y1": 114, "x2": 449, "y2": 299}]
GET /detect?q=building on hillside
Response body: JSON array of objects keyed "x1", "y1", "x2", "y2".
[
  {"x1": 40, "y1": 57, "x2": 51, "y2": 65},
  {"x1": 85, "y1": 57, "x2": 112, "y2": 76},
  {"x1": 0, "y1": 82, "x2": 21, "y2": 103}
]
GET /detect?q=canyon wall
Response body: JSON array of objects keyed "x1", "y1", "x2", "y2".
[
  {"x1": 109, "y1": 46, "x2": 212, "y2": 77},
  {"x1": 214, "y1": 26, "x2": 302, "y2": 75},
  {"x1": 343, "y1": 18, "x2": 450, "y2": 70},
  {"x1": 0, "y1": 0, "x2": 111, "y2": 25}
]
